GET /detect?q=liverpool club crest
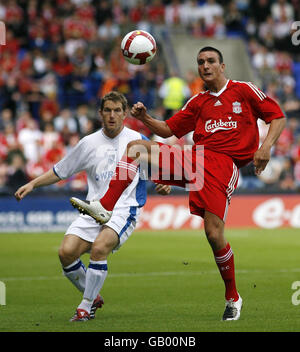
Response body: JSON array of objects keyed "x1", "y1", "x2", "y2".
[{"x1": 232, "y1": 101, "x2": 242, "y2": 114}]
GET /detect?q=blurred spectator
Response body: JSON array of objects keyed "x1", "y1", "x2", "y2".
[
  {"x1": 180, "y1": 0, "x2": 203, "y2": 27},
  {"x1": 6, "y1": 150, "x2": 29, "y2": 191},
  {"x1": 41, "y1": 121, "x2": 63, "y2": 156},
  {"x1": 274, "y1": 117, "x2": 298, "y2": 157},
  {"x1": 0, "y1": 158, "x2": 9, "y2": 194},
  {"x1": 94, "y1": 0, "x2": 113, "y2": 26},
  {"x1": 74, "y1": 104, "x2": 94, "y2": 136},
  {"x1": 112, "y1": 0, "x2": 125, "y2": 25},
  {"x1": 278, "y1": 158, "x2": 296, "y2": 190},
  {"x1": 224, "y1": 1, "x2": 244, "y2": 35},
  {"x1": 17, "y1": 117, "x2": 42, "y2": 163},
  {"x1": 202, "y1": 0, "x2": 224, "y2": 27},
  {"x1": 251, "y1": 45, "x2": 276, "y2": 82},
  {"x1": 280, "y1": 81, "x2": 300, "y2": 118},
  {"x1": 129, "y1": 0, "x2": 145, "y2": 24},
  {"x1": 258, "y1": 15, "x2": 275, "y2": 49},
  {"x1": 158, "y1": 71, "x2": 191, "y2": 120},
  {"x1": 0, "y1": 108, "x2": 14, "y2": 131},
  {"x1": 185, "y1": 70, "x2": 205, "y2": 96},
  {"x1": 165, "y1": 0, "x2": 182, "y2": 27},
  {"x1": 249, "y1": 0, "x2": 271, "y2": 24},
  {"x1": 271, "y1": 0, "x2": 295, "y2": 22},
  {"x1": 0, "y1": 123, "x2": 19, "y2": 158},
  {"x1": 1, "y1": 75, "x2": 21, "y2": 115},
  {"x1": 147, "y1": 0, "x2": 165, "y2": 25},
  {"x1": 54, "y1": 108, "x2": 79, "y2": 135},
  {"x1": 291, "y1": 136, "x2": 300, "y2": 189},
  {"x1": 97, "y1": 17, "x2": 120, "y2": 54}
]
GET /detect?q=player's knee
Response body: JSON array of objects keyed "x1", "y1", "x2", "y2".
[
  {"x1": 91, "y1": 240, "x2": 112, "y2": 260},
  {"x1": 58, "y1": 245, "x2": 77, "y2": 266},
  {"x1": 204, "y1": 226, "x2": 223, "y2": 249},
  {"x1": 205, "y1": 229, "x2": 217, "y2": 244}
]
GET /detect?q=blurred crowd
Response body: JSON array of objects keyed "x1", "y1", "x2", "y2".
[{"x1": 0, "y1": 0, "x2": 299, "y2": 195}]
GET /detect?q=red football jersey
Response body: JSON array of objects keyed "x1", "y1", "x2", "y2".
[{"x1": 166, "y1": 80, "x2": 285, "y2": 168}]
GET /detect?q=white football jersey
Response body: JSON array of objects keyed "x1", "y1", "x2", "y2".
[{"x1": 53, "y1": 127, "x2": 147, "y2": 210}]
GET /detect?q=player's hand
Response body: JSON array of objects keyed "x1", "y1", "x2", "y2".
[
  {"x1": 155, "y1": 184, "x2": 171, "y2": 195},
  {"x1": 253, "y1": 146, "x2": 271, "y2": 175},
  {"x1": 131, "y1": 102, "x2": 147, "y2": 121},
  {"x1": 14, "y1": 183, "x2": 34, "y2": 201}
]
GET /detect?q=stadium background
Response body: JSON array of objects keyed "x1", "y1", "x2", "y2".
[{"x1": 0, "y1": 0, "x2": 299, "y2": 231}]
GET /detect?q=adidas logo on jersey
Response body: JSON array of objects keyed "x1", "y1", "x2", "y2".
[{"x1": 214, "y1": 100, "x2": 222, "y2": 106}]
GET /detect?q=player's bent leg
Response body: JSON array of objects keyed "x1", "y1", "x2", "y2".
[
  {"x1": 59, "y1": 234, "x2": 91, "y2": 293},
  {"x1": 58, "y1": 234, "x2": 91, "y2": 267},
  {"x1": 90, "y1": 225, "x2": 119, "y2": 261}
]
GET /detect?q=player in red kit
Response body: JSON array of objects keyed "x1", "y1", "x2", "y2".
[{"x1": 70, "y1": 47, "x2": 286, "y2": 321}]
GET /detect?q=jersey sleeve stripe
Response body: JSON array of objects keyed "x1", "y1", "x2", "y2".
[
  {"x1": 181, "y1": 93, "x2": 199, "y2": 111},
  {"x1": 53, "y1": 166, "x2": 62, "y2": 179},
  {"x1": 233, "y1": 80, "x2": 266, "y2": 101},
  {"x1": 246, "y1": 82, "x2": 266, "y2": 100}
]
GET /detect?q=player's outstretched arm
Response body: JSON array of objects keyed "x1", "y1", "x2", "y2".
[
  {"x1": 131, "y1": 102, "x2": 173, "y2": 138},
  {"x1": 14, "y1": 169, "x2": 61, "y2": 201}
]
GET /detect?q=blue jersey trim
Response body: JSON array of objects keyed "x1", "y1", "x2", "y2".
[
  {"x1": 137, "y1": 133, "x2": 149, "y2": 203},
  {"x1": 63, "y1": 260, "x2": 85, "y2": 273},
  {"x1": 88, "y1": 263, "x2": 108, "y2": 271},
  {"x1": 135, "y1": 178, "x2": 147, "y2": 207},
  {"x1": 141, "y1": 134, "x2": 149, "y2": 141},
  {"x1": 119, "y1": 206, "x2": 137, "y2": 239},
  {"x1": 53, "y1": 166, "x2": 61, "y2": 179}
]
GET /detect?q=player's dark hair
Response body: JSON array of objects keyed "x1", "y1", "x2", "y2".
[
  {"x1": 100, "y1": 91, "x2": 128, "y2": 112},
  {"x1": 198, "y1": 46, "x2": 224, "y2": 63}
]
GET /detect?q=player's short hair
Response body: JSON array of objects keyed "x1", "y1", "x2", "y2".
[
  {"x1": 198, "y1": 46, "x2": 224, "y2": 64},
  {"x1": 100, "y1": 91, "x2": 128, "y2": 112}
]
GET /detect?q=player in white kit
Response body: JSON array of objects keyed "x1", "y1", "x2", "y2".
[{"x1": 15, "y1": 91, "x2": 170, "y2": 321}]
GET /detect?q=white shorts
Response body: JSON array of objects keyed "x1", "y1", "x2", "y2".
[{"x1": 65, "y1": 206, "x2": 140, "y2": 252}]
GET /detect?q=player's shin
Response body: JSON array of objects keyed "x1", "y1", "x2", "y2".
[
  {"x1": 62, "y1": 259, "x2": 86, "y2": 293},
  {"x1": 78, "y1": 260, "x2": 108, "y2": 312},
  {"x1": 214, "y1": 243, "x2": 239, "y2": 302}
]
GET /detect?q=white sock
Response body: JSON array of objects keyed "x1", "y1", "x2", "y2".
[
  {"x1": 78, "y1": 260, "x2": 108, "y2": 312},
  {"x1": 62, "y1": 259, "x2": 86, "y2": 293}
]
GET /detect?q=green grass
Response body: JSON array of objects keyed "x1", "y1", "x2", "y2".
[{"x1": 0, "y1": 228, "x2": 300, "y2": 332}]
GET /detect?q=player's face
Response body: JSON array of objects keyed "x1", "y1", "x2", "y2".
[
  {"x1": 100, "y1": 100, "x2": 126, "y2": 137},
  {"x1": 197, "y1": 51, "x2": 225, "y2": 83}
]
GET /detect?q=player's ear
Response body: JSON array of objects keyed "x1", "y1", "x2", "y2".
[
  {"x1": 98, "y1": 109, "x2": 103, "y2": 121},
  {"x1": 123, "y1": 106, "x2": 129, "y2": 120}
]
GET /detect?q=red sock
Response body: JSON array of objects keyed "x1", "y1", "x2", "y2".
[
  {"x1": 214, "y1": 242, "x2": 239, "y2": 302},
  {"x1": 100, "y1": 156, "x2": 138, "y2": 211}
]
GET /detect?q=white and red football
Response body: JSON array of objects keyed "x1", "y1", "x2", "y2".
[{"x1": 121, "y1": 30, "x2": 156, "y2": 65}]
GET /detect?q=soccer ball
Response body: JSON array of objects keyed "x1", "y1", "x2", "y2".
[{"x1": 121, "y1": 30, "x2": 156, "y2": 65}]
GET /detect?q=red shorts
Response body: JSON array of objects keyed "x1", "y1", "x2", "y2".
[{"x1": 152, "y1": 143, "x2": 239, "y2": 222}]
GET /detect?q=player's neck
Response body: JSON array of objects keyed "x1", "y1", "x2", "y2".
[
  {"x1": 103, "y1": 125, "x2": 124, "y2": 139},
  {"x1": 207, "y1": 77, "x2": 228, "y2": 93}
]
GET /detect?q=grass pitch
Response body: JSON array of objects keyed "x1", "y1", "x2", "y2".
[{"x1": 0, "y1": 228, "x2": 300, "y2": 332}]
